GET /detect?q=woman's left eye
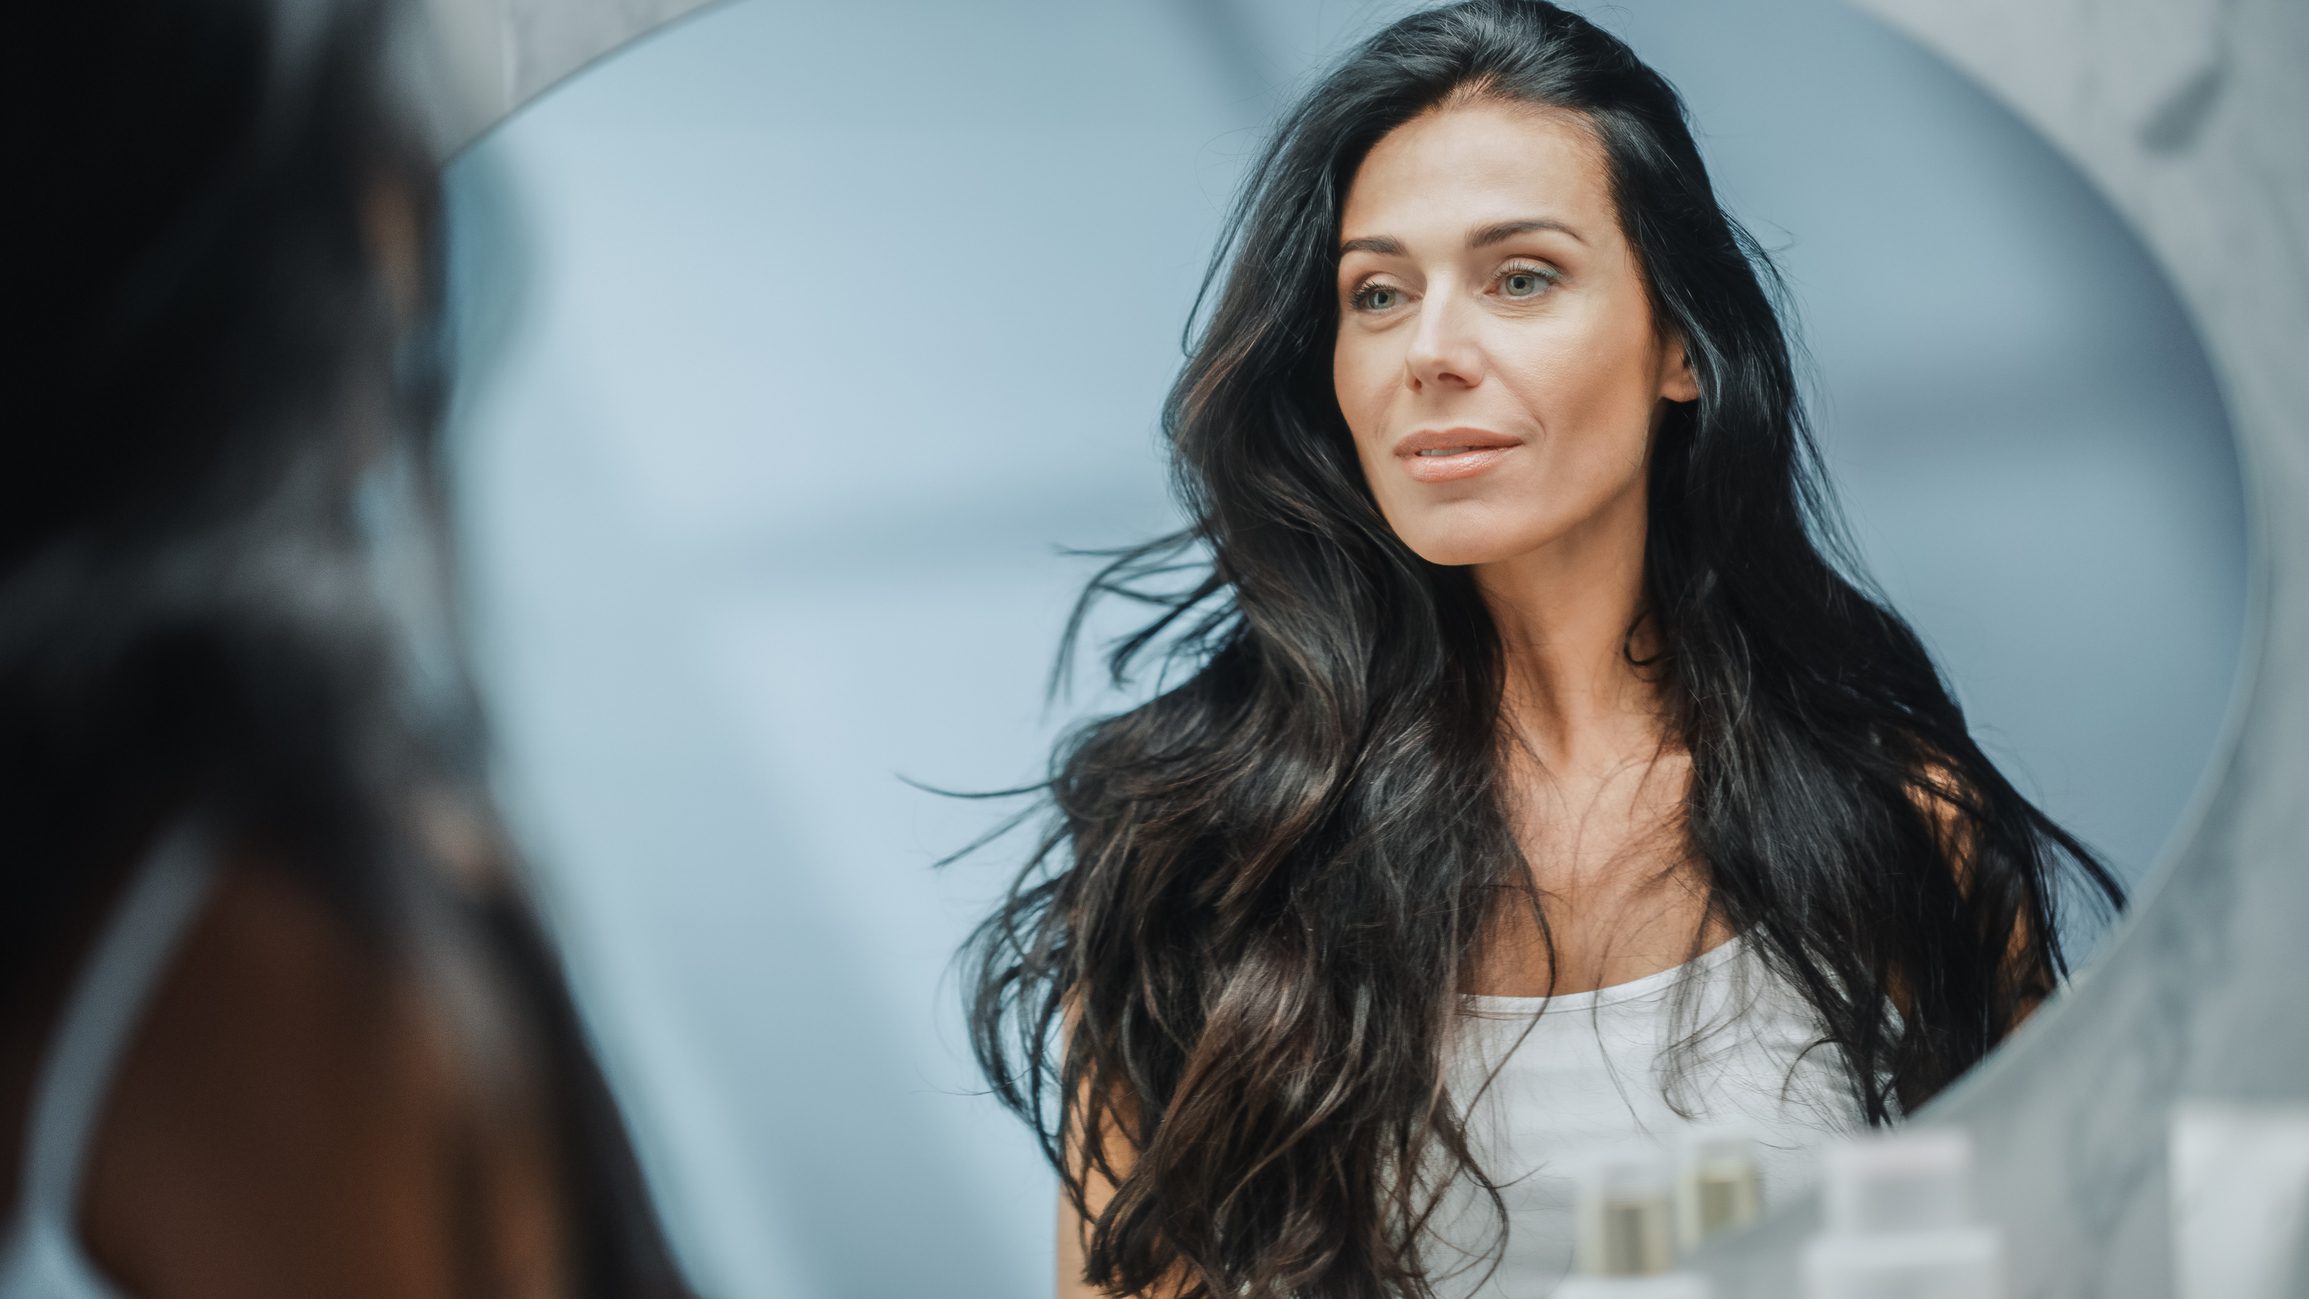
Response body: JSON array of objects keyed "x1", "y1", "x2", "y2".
[{"x1": 1498, "y1": 264, "x2": 1559, "y2": 299}]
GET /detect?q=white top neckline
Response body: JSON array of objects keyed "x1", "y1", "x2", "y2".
[
  {"x1": 1427, "y1": 927, "x2": 1867, "y2": 1297},
  {"x1": 1458, "y1": 933, "x2": 1751, "y2": 1015}
]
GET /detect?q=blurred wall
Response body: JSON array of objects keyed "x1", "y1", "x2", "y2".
[{"x1": 440, "y1": 1, "x2": 2248, "y2": 1293}]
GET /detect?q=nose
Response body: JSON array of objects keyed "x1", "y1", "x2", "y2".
[{"x1": 1404, "y1": 288, "x2": 1483, "y2": 392}]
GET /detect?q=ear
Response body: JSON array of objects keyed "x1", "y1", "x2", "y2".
[{"x1": 1658, "y1": 330, "x2": 1700, "y2": 404}]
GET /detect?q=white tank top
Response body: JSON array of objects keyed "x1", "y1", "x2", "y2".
[{"x1": 1421, "y1": 934, "x2": 1873, "y2": 1297}]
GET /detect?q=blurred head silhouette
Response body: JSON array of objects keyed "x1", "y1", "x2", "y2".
[
  {"x1": 4, "y1": 2, "x2": 691, "y2": 1293},
  {"x1": 8, "y1": 0, "x2": 454, "y2": 892}
]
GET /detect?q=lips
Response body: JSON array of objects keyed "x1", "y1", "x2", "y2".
[
  {"x1": 1394, "y1": 427, "x2": 1522, "y2": 456},
  {"x1": 1393, "y1": 427, "x2": 1523, "y2": 484}
]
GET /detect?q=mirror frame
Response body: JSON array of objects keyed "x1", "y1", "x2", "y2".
[{"x1": 420, "y1": 1, "x2": 2304, "y2": 1293}]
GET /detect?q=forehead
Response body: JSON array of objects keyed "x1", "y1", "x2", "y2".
[{"x1": 1340, "y1": 100, "x2": 1617, "y2": 243}]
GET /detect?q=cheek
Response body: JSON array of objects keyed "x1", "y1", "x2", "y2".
[
  {"x1": 1499, "y1": 320, "x2": 1657, "y2": 445},
  {"x1": 1331, "y1": 340, "x2": 1393, "y2": 457}
]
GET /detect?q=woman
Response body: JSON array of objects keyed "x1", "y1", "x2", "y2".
[
  {"x1": 1, "y1": 1, "x2": 691, "y2": 1294},
  {"x1": 960, "y1": 3, "x2": 2123, "y2": 1296}
]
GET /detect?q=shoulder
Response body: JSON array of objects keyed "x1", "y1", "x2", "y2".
[
  {"x1": 1900, "y1": 749, "x2": 1985, "y2": 885},
  {"x1": 1895, "y1": 747, "x2": 2050, "y2": 1018},
  {"x1": 82, "y1": 845, "x2": 567, "y2": 1297}
]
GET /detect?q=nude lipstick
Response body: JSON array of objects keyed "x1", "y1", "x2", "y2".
[{"x1": 1394, "y1": 426, "x2": 1523, "y2": 483}]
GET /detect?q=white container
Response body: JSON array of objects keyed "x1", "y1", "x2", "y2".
[
  {"x1": 1821, "y1": 1129, "x2": 1973, "y2": 1233},
  {"x1": 1676, "y1": 1128, "x2": 1764, "y2": 1250},
  {"x1": 1802, "y1": 1129, "x2": 2004, "y2": 1299},
  {"x1": 1574, "y1": 1148, "x2": 1678, "y2": 1278},
  {"x1": 1553, "y1": 1273, "x2": 1713, "y2": 1299},
  {"x1": 2169, "y1": 1102, "x2": 2309, "y2": 1299},
  {"x1": 1800, "y1": 1228, "x2": 2003, "y2": 1299},
  {"x1": 1550, "y1": 1147, "x2": 1716, "y2": 1296}
]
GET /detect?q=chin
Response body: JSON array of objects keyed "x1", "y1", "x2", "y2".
[{"x1": 1395, "y1": 521, "x2": 1539, "y2": 569}]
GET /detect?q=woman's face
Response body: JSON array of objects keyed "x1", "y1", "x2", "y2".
[{"x1": 1331, "y1": 99, "x2": 1697, "y2": 569}]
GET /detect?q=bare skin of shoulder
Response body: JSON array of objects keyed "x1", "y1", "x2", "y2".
[{"x1": 0, "y1": 850, "x2": 570, "y2": 1299}]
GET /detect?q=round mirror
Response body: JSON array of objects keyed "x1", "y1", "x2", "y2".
[{"x1": 441, "y1": 1, "x2": 2251, "y2": 1292}]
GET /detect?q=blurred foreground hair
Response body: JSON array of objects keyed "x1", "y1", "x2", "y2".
[{"x1": 6, "y1": 1, "x2": 689, "y2": 1292}]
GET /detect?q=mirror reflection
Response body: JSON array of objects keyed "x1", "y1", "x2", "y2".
[{"x1": 444, "y1": 1, "x2": 2248, "y2": 1295}]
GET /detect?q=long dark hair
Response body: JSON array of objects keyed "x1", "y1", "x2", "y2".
[
  {"x1": 5, "y1": 1, "x2": 688, "y2": 1292},
  {"x1": 959, "y1": 3, "x2": 2124, "y2": 1296}
]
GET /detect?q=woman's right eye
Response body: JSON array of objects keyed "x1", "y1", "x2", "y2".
[{"x1": 1348, "y1": 282, "x2": 1403, "y2": 312}]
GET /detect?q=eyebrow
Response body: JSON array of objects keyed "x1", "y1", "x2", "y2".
[{"x1": 1337, "y1": 217, "x2": 1586, "y2": 260}]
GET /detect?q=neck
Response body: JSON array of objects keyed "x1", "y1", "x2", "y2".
[{"x1": 1473, "y1": 478, "x2": 1669, "y2": 773}]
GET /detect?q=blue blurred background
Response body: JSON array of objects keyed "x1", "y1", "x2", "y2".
[{"x1": 439, "y1": 1, "x2": 2249, "y2": 1293}]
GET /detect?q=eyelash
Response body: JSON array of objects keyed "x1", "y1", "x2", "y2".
[{"x1": 1346, "y1": 261, "x2": 1562, "y2": 312}]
